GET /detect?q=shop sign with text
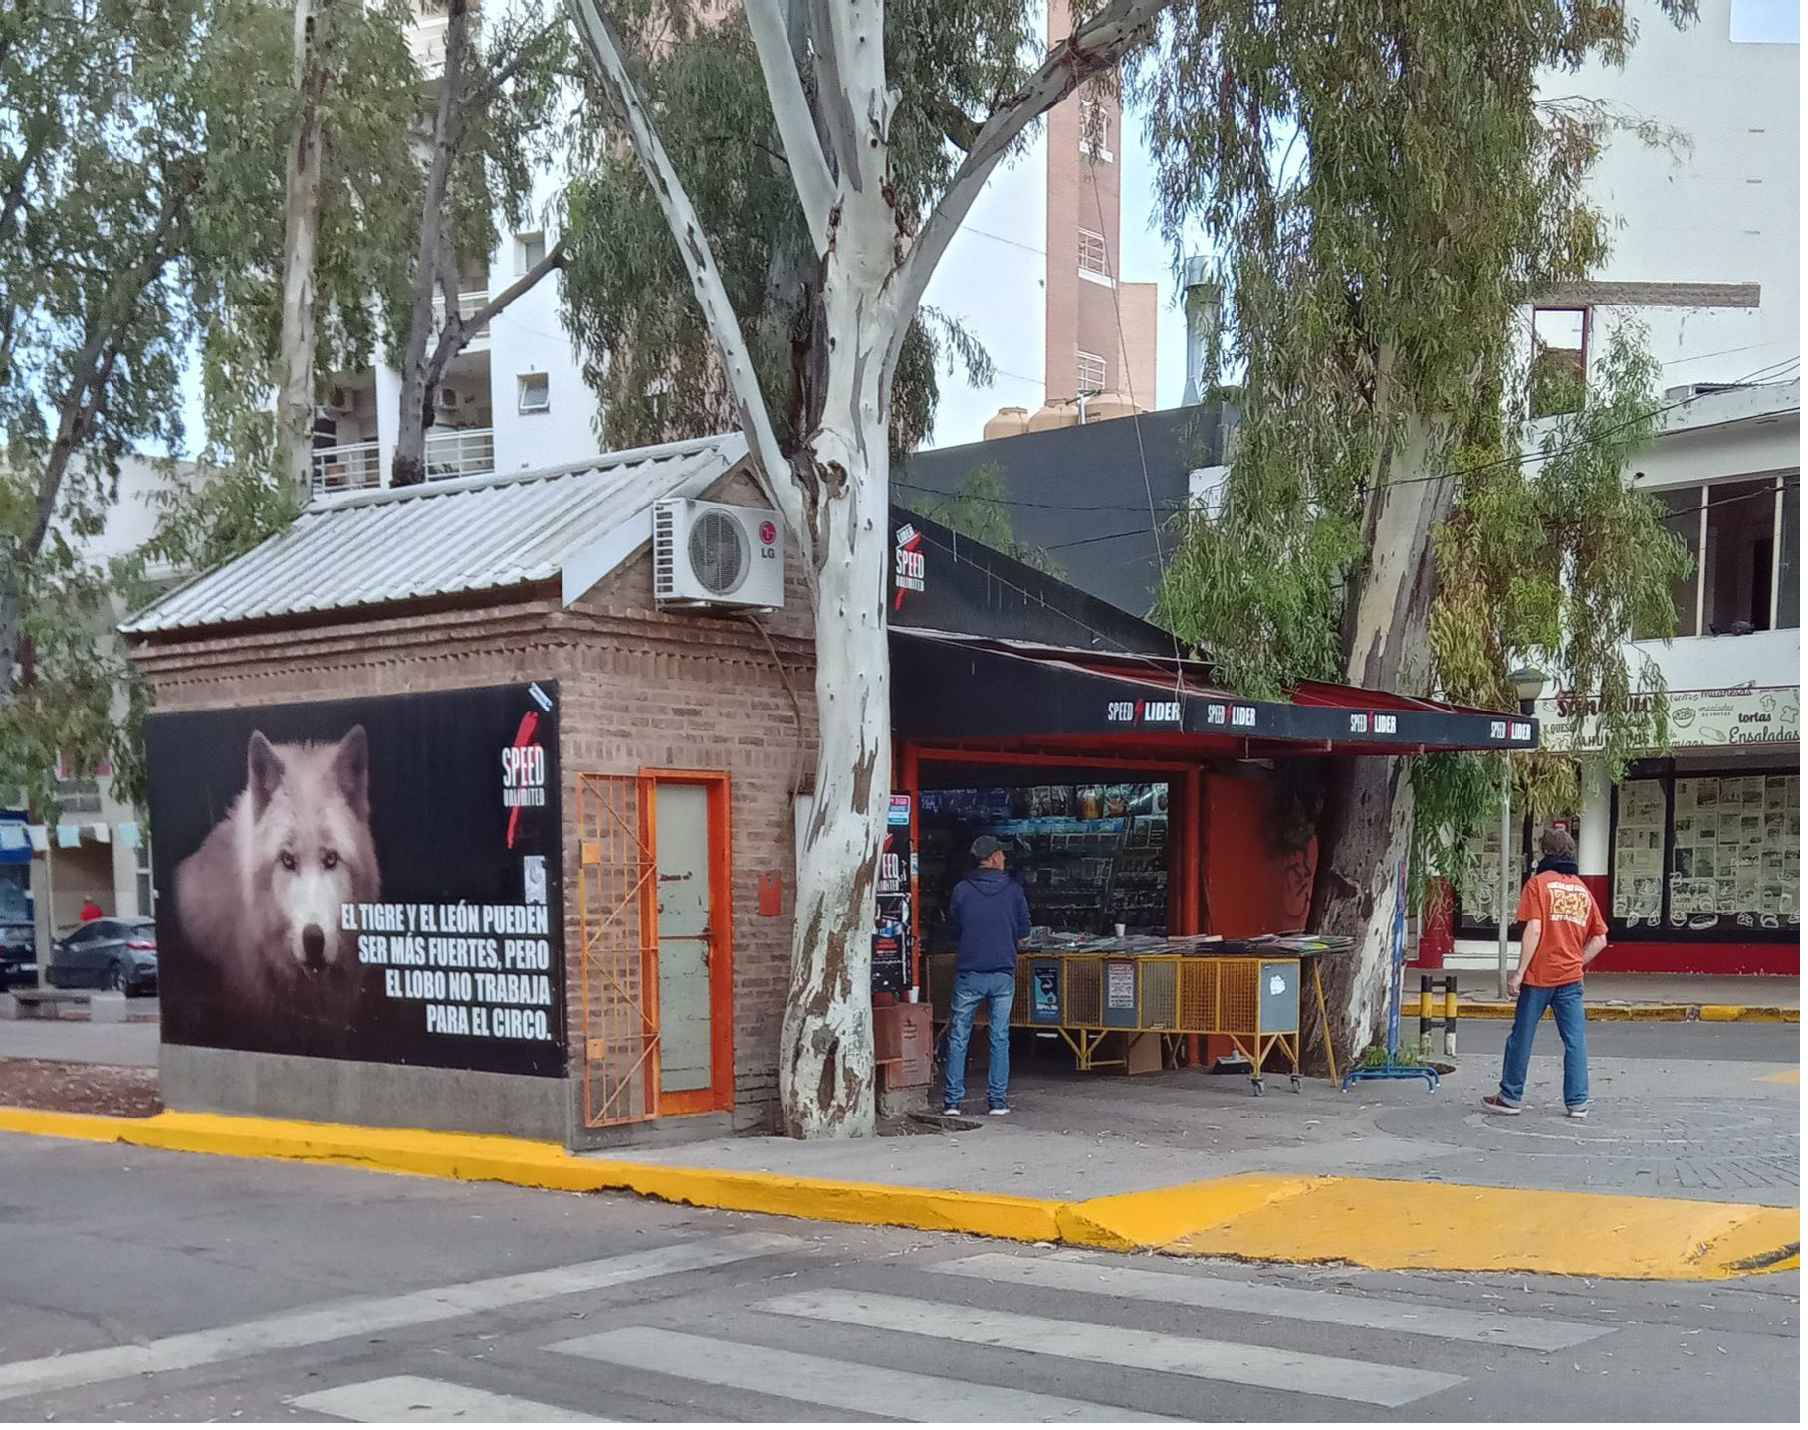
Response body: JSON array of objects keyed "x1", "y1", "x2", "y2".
[{"x1": 1535, "y1": 685, "x2": 1798, "y2": 753}]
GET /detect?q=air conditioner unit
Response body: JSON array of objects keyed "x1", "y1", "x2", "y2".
[
  {"x1": 326, "y1": 386, "x2": 354, "y2": 415},
  {"x1": 652, "y1": 499, "x2": 785, "y2": 610},
  {"x1": 436, "y1": 384, "x2": 461, "y2": 410}
]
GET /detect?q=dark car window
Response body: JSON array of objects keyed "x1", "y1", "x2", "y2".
[{"x1": 61, "y1": 926, "x2": 97, "y2": 946}]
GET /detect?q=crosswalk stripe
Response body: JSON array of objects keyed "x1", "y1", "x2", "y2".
[
  {"x1": 0, "y1": 1234, "x2": 800, "y2": 1404},
  {"x1": 291, "y1": 1374, "x2": 600, "y2": 1422},
  {"x1": 932, "y1": 1252, "x2": 1610, "y2": 1351},
  {"x1": 762, "y1": 1289, "x2": 1466, "y2": 1409},
  {"x1": 552, "y1": 1326, "x2": 1173, "y2": 1422}
]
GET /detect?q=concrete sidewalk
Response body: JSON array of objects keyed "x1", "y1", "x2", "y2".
[
  {"x1": 0, "y1": 1017, "x2": 160, "y2": 1068},
  {"x1": 1, "y1": 1028, "x2": 1796, "y2": 1282},
  {"x1": 606, "y1": 1036, "x2": 1799, "y2": 1204},
  {"x1": 1419, "y1": 972, "x2": 1798, "y2": 1020}
]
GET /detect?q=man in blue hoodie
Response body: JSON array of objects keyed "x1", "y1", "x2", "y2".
[{"x1": 942, "y1": 835, "x2": 1031, "y2": 1116}]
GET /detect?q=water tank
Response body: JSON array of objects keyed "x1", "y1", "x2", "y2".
[{"x1": 982, "y1": 406, "x2": 1030, "y2": 441}]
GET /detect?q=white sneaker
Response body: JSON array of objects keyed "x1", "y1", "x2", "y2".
[
  {"x1": 940, "y1": 1104, "x2": 961, "y2": 1117},
  {"x1": 987, "y1": 1105, "x2": 1011, "y2": 1117}
]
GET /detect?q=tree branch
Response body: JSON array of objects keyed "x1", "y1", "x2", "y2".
[
  {"x1": 464, "y1": 15, "x2": 563, "y2": 114},
  {"x1": 931, "y1": 95, "x2": 981, "y2": 153},
  {"x1": 883, "y1": 0, "x2": 1166, "y2": 380},
  {"x1": 30, "y1": 173, "x2": 196, "y2": 557},
  {"x1": 463, "y1": 234, "x2": 566, "y2": 336},
  {"x1": 563, "y1": 0, "x2": 802, "y2": 533},
  {"x1": 745, "y1": 0, "x2": 834, "y2": 255}
]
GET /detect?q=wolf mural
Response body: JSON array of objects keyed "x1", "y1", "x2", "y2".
[{"x1": 172, "y1": 727, "x2": 381, "y2": 1053}]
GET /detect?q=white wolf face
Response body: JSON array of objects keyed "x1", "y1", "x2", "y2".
[{"x1": 242, "y1": 726, "x2": 378, "y2": 973}]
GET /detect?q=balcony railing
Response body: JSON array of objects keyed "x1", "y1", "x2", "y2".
[
  {"x1": 312, "y1": 441, "x2": 381, "y2": 498},
  {"x1": 425, "y1": 427, "x2": 495, "y2": 482},
  {"x1": 458, "y1": 289, "x2": 491, "y2": 339}
]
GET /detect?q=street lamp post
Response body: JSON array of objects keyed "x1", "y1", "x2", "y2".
[{"x1": 1498, "y1": 666, "x2": 1547, "y2": 998}]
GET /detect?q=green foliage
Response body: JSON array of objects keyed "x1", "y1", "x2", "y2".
[
  {"x1": 1415, "y1": 324, "x2": 1692, "y2": 890},
  {"x1": 904, "y1": 463, "x2": 1064, "y2": 577},
  {"x1": 1135, "y1": 2, "x2": 1698, "y2": 905},
  {"x1": 0, "y1": 0, "x2": 303, "y2": 815},
  {"x1": 561, "y1": 1, "x2": 1027, "y2": 458}
]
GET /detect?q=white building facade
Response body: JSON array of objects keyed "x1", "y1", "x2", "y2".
[{"x1": 1444, "y1": 0, "x2": 1799, "y2": 977}]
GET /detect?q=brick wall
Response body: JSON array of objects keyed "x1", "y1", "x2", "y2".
[{"x1": 131, "y1": 499, "x2": 818, "y2": 1140}]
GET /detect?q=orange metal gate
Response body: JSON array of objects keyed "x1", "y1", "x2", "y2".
[{"x1": 576, "y1": 773, "x2": 660, "y2": 1127}]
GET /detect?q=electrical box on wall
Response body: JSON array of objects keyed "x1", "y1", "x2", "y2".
[{"x1": 652, "y1": 499, "x2": 785, "y2": 610}]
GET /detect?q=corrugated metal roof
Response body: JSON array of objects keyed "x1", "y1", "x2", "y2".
[{"x1": 123, "y1": 432, "x2": 751, "y2": 635}]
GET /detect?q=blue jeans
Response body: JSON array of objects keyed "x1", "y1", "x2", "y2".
[
  {"x1": 944, "y1": 970, "x2": 1015, "y2": 1108},
  {"x1": 1498, "y1": 981, "x2": 1589, "y2": 1108}
]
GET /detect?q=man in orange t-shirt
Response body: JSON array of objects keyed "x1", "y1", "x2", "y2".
[{"x1": 1482, "y1": 827, "x2": 1606, "y2": 1119}]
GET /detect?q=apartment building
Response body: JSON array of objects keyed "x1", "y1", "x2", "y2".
[
  {"x1": 1444, "y1": 0, "x2": 1800, "y2": 976},
  {"x1": 920, "y1": 0, "x2": 1160, "y2": 445},
  {"x1": 310, "y1": 2, "x2": 599, "y2": 499}
]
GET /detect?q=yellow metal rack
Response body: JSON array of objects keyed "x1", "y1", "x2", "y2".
[{"x1": 1013, "y1": 951, "x2": 1306, "y2": 1094}]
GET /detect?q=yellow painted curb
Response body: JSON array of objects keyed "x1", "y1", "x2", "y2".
[
  {"x1": 1057, "y1": 1172, "x2": 1325, "y2": 1252},
  {"x1": 1, "y1": 1106, "x2": 1797, "y2": 1281},
  {"x1": 1445, "y1": 1003, "x2": 1798, "y2": 1023},
  {"x1": 1162, "y1": 1176, "x2": 1802, "y2": 1282},
  {"x1": 1699, "y1": 1005, "x2": 1799, "y2": 1024},
  {"x1": 0, "y1": 1106, "x2": 1060, "y2": 1244},
  {"x1": 1755, "y1": 1068, "x2": 1801, "y2": 1085},
  {"x1": 1445, "y1": 1003, "x2": 1689, "y2": 1021}
]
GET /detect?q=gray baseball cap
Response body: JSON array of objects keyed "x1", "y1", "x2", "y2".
[{"x1": 971, "y1": 834, "x2": 1007, "y2": 861}]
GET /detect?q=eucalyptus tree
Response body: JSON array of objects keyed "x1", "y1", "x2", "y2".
[
  {"x1": 1144, "y1": 1, "x2": 1697, "y2": 1059},
  {"x1": 559, "y1": 3, "x2": 1001, "y2": 463},
  {"x1": 564, "y1": 0, "x2": 1159, "y2": 1136},
  {"x1": 558, "y1": 0, "x2": 1699, "y2": 1124}
]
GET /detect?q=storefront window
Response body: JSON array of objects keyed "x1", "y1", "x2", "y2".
[
  {"x1": 917, "y1": 783, "x2": 1170, "y2": 942},
  {"x1": 1613, "y1": 769, "x2": 1800, "y2": 935},
  {"x1": 1455, "y1": 821, "x2": 1517, "y2": 933},
  {"x1": 1612, "y1": 779, "x2": 1667, "y2": 925}
]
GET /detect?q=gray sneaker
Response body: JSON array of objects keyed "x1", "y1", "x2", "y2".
[{"x1": 1566, "y1": 1104, "x2": 1591, "y2": 1120}]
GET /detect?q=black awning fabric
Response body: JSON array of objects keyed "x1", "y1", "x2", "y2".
[{"x1": 890, "y1": 631, "x2": 1538, "y2": 756}]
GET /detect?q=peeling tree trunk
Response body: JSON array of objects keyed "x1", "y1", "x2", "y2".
[
  {"x1": 275, "y1": 0, "x2": 333, "y2": 504},
  {"x1": 778, "y1": 255, "x2": 894, "y2": 1138},
  {"x1": 1307, "y1": 418, "x2": 1454, "y2": 1071},
  {"x1": 565, "y1": 0, "x2": 1168, "y2": 1136},
  {"x1": 781, "y1": 429, "x2": 891, "y2": 1137},
  {"x1": 391, "y1": 0, "x2": 469, "y2": 490}
]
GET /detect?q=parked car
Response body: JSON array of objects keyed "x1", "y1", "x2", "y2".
[
  {"x1": 46, "y1": 917, "x2": 158, "y2": 996},
  {"x1": 0, "y1": 918, "x2": 35, "y2": 990}
]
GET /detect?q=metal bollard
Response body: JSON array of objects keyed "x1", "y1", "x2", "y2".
[
  {"x1": 1419, "y1": 974, "x2": 1434, "y2": 1047},
  {"x1": 1443, "y1": 975, "x2": 1459, "y2": 1056}
]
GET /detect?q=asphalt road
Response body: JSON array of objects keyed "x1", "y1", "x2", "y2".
[{"x1": 0, "y1": 1135, "x2": 1797, "y2": 1423}]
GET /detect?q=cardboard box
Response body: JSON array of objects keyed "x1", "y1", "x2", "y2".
[{"x1": 874, "y1": 1002, "x2": 935, "y2": 1088}]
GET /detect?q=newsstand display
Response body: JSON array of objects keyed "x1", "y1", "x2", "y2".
[{"x1": 917, "y1": 782, "x2": 1170, "y2": 946}]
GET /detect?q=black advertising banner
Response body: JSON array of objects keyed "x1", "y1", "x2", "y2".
[{"x1": 145, "y1": 682, "x2": 566, "y2": 1076}]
